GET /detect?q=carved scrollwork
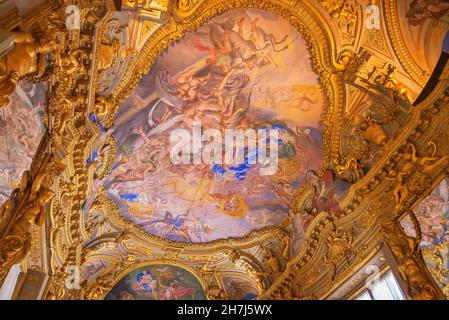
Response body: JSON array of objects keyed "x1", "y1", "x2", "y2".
[
  {"x1": 333, "y1": 154, "x2": 364, "y2": 183},
  {"x1": 339, "y1": 96, "x2": 404, "y2": 179}
]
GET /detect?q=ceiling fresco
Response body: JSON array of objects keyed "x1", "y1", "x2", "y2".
[
  {"x1": 0, "y1": 81, "x2": 47, "y2": 206},
  {"x1": 401, "y1": 178, "x2": 449, "y2": 248},
  {"x1": 104, "y1": 264, "x2": 205, "y2": 300},
  {"x1": 290, "y1": 169, "x2": 350, "y2": 258},
  {"x1": 401, "y1": 0, "x2": 449, "y2": 73},
  {"x1": 104, "y1": 8, "x2": 326, "y2": 242}
]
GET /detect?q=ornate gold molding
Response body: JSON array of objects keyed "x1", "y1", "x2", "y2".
[{"x1": 0, "y1": 169, "x2": 54, "y2": 283}]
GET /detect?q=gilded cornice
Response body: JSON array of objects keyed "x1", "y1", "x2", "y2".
[{"x1": 48, "y1": 1, "x2": 449, "y2": 300}]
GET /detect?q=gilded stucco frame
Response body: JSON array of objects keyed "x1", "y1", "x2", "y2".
[{"x1": 73, "y1": 0, "x2": 354, "y2": 298}]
